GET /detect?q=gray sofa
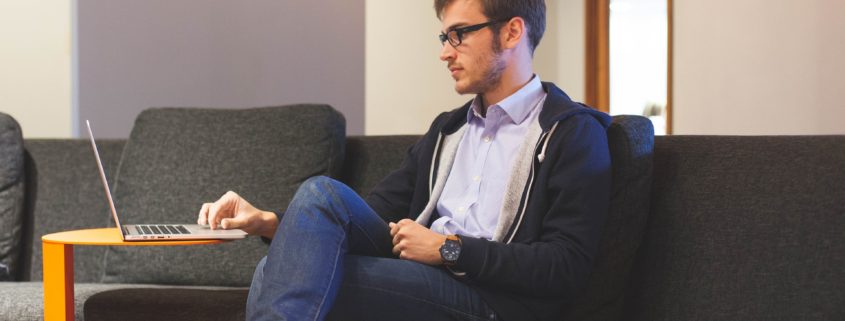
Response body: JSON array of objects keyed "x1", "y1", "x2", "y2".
[{"x1": 0, "y1": 106, "x2": 842, "y2": 321}]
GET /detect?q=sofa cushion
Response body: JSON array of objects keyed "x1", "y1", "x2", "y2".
[
  {"x1": 0, "y1": 282, "x2": 247, "y2": 321},
  {"x1": 0, "y1": 113, "x2": 24, "y2": 281},
  {"x1": 83, "y1": 287, "x2": 248, "y2": 321},
  {"x1": 22, "y1": 140, "x2": 125, "y2": 282},
  {"x1": 627, "y1": 136, "x2": 845, "y2": 321},
  {"x1": 563, "y1": 115, "x2": 654, "y2": 321},
  {"x1": 103, "y1": 105, "x2": 345, "y2": 286},
  {"x1": 0, "y1": 282, "x2": 120, "y2": 321}
]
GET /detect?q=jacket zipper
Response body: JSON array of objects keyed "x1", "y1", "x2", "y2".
[
  {"x1": 504, "y1": 121, "x2": 560, "y2": 244},
  {"x1": 428, "y1": 133, "x2": 444, "y2": 196}
]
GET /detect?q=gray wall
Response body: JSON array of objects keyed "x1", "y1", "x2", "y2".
[{"x1": 77, "y1": 0, "x2": 364, "y2": 138}]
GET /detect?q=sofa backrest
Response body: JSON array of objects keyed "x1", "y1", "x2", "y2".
[
  {"x1": 22, "y1": 139, "x2": 125, "y2": 282},
  {"x1": 626, "y1": 136, "x2": 845, "y2": 321},
  {"x1": 563, "y1": 115, "x2": 655, "y2": 321},
  {"x1": 101, "y1": 105, "x2": 346, "y2": 287},
  {"x1": 340, "y1": 135, "x2": 421, "y2": 197},
  {"x1": 15, "y1": 132, "x2": 410, "y2": 284},
  {"x1": 0, "y1": 113, "x2": 24, "y2": 281}
]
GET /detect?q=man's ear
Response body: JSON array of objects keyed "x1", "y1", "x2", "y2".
[{"x1": 500, "y1": 17, "x2": 526, "y2": 50}]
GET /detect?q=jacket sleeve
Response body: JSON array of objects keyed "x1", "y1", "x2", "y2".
[
  {"x1": 453, "y1": 113, "x2": 612, "y2": 299},
  {"x1": 366, "y1": 113, "x2": 448, "y2": 223}
]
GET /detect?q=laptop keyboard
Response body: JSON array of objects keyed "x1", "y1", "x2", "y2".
[{"x1": 135, "y1": 224, "x2": 191, "y2": 235}]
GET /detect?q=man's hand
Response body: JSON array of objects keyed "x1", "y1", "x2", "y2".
[
  {"x1": 197, "y1": 191, "x2": 279, "y2": 238},
  {"x1": 389, "y1": 219, "x2": 447, "y2": 266}
]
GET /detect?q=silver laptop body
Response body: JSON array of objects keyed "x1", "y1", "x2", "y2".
[{"x1": 87, "y1": 120, "x2": 248, "y2": 241}]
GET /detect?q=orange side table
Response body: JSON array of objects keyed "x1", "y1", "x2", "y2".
[{"x1": 41, "y1": 228, "x2": 226, "y2": 321}]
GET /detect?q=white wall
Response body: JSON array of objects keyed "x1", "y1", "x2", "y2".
[
  {"x1": 365, "y1": 0, "x2": 585, "y2": 135},
  {"x1": 77, "y1": 0, "x2": 365, "y2": 138},
  {"x1": 364, "y1": 1, "x2": 467, "y2": 136},
  {"x1": 545, "y1": 0, "x2": 585, "y2": 103},
  {"x1": 673, "y1": 0, "x2": 845, "y2": 135},
  {"x1": 0, "y1": 0, "x2": 72, "y2": 138}
]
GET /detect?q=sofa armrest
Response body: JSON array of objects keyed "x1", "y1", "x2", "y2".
[{"x1": 0, "y1": 113, "x2": 25, "y2": 281}]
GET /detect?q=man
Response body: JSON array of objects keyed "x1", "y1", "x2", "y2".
[{"x1": 197, "y1": 0, "x2": 611, "y2": 320}]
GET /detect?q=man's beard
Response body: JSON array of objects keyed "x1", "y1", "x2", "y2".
[{"x1": 461, "y1": 37, "x2": 507, "y2": 95}]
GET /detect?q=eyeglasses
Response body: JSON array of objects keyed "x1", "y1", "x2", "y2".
[{"x1": 439, "y1": 20, "x2": 507, "y2": 47}]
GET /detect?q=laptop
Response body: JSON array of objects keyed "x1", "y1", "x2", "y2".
[{"x1": 86, "y1": 120, "x2": 248, "y2": 241}]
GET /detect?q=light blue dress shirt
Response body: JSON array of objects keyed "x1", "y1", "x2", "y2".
[{"x1": 432, "y1": 76, "x2": 547, "y2": 240}]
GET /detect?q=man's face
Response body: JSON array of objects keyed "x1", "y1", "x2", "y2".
[{"x1": 439, "y1": 0, "x2": 507, "y2": 96}]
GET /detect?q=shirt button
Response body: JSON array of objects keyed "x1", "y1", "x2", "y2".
[
  {"x1": 473, "y1": 175, "x2": 481, "y2": 181},
  {"x1": 483, "y1": 136, "x2": 491, "y2": 143},
  {"x1": 458, "y1": 207, "x2": 465, "y2": 212}
]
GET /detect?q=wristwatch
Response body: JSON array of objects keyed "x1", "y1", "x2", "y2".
[{"x1": 439, "y1": 235, "x2": 462, "y2": 266}]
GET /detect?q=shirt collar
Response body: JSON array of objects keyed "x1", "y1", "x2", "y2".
[{"x1": 467, "y1": 75, "x2": 544, "y2": 125}]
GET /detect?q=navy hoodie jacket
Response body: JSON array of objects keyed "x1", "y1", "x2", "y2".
[{"x1": 366, "y1": 82, "x2": 612, "y2": 321}]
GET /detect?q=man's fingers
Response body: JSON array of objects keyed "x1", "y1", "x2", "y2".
[
  {"x1": 392, "y1": 241, "x2": 403, "y2": 256},
  {"x1": 389, "y1": 222, "x2": 399, "y2": 237},
  {"x1": 390, "y1": 223, "x2": 406, "y2": 245},
  {"x1": 207, "y1": 200, "x2": 229, "y2": 230},
  {"x1": 212, "y1": 191, "x2": 247, "y2": 230},
  {"x1": 221, "y1": 217, "x2": 244, "y2": 230},
  {"x1": 197, "y1": 203, "x2": 212, "y2": 225},
  {"x1": 393, "y1": 240, "x2": 413, "y2": 260}
]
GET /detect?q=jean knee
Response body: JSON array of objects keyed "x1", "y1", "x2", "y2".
[
  {"x1": 298, "y1": 175, "x2": 356, "y2": 202},
  {"x1": 286, "y1": 176, "x2": 353, "y2": 224},
  {"x1": 302, "y1": 175, "x2": 336, "y2": 187},
  {"x1": 298, "y1": 175, "x2": 341, "y2": 196}
]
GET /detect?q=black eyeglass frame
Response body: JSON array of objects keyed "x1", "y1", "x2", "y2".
[{"x1": 439, "y1": 19, "x2": 510, "y2": 47}]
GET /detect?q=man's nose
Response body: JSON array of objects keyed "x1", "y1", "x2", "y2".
[{"x1": 440, "y1": 43, "x2": 456, "y2": 61}]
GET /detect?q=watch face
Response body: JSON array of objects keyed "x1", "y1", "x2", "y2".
[{"x1": 440, "y1": 239, "x2": 461, "y2": 263}]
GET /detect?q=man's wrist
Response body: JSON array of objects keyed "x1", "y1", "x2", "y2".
[
  {"x1": 259, "y1": 210, "x2": 279, "y2": 238},
  {"x1": 439, "y1": 234, "x2": 462, "y2": 266}
]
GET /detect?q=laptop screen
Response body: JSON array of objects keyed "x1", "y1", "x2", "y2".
[{"x1": 86, "y1": 120, "x2": 125, "y2": 240}]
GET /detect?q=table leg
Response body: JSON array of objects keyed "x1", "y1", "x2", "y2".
[{"x1": 42, "y1": 242, "x2": 74, "y2": 321}]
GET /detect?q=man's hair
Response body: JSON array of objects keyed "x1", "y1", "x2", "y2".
[{"x1": 434, "y1": 0, "x2": 546, "y2": 54}]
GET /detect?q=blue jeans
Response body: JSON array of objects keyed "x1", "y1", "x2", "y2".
[{"x1": 246, "y1": 176, "x2": 497, "y2": 321}]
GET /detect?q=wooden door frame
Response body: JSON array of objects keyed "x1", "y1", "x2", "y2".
[
  {"x1": 584, "y1": 0, "x2": 610, "y2": 113},
  {"x1": 585, "y1": 0, "x2": 673, "y2": 134}
]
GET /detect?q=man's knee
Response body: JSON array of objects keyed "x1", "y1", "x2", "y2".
[
  {"x1": 302, "y1": 175, "x2": 335, "y2": 186},
  {"x1": 300, "y1": 175, "x2": 340, "y2": 193},
  {"x1": 288, "y1": 176, "x2": 356, "y2": 224},
  {"x1": 297, "y1": 175, "x2": 353, "y2": 200}
]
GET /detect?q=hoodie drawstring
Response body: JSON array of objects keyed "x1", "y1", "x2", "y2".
[{"x1": 537, "y1": 122, "x2": 560, "y2": 163}]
